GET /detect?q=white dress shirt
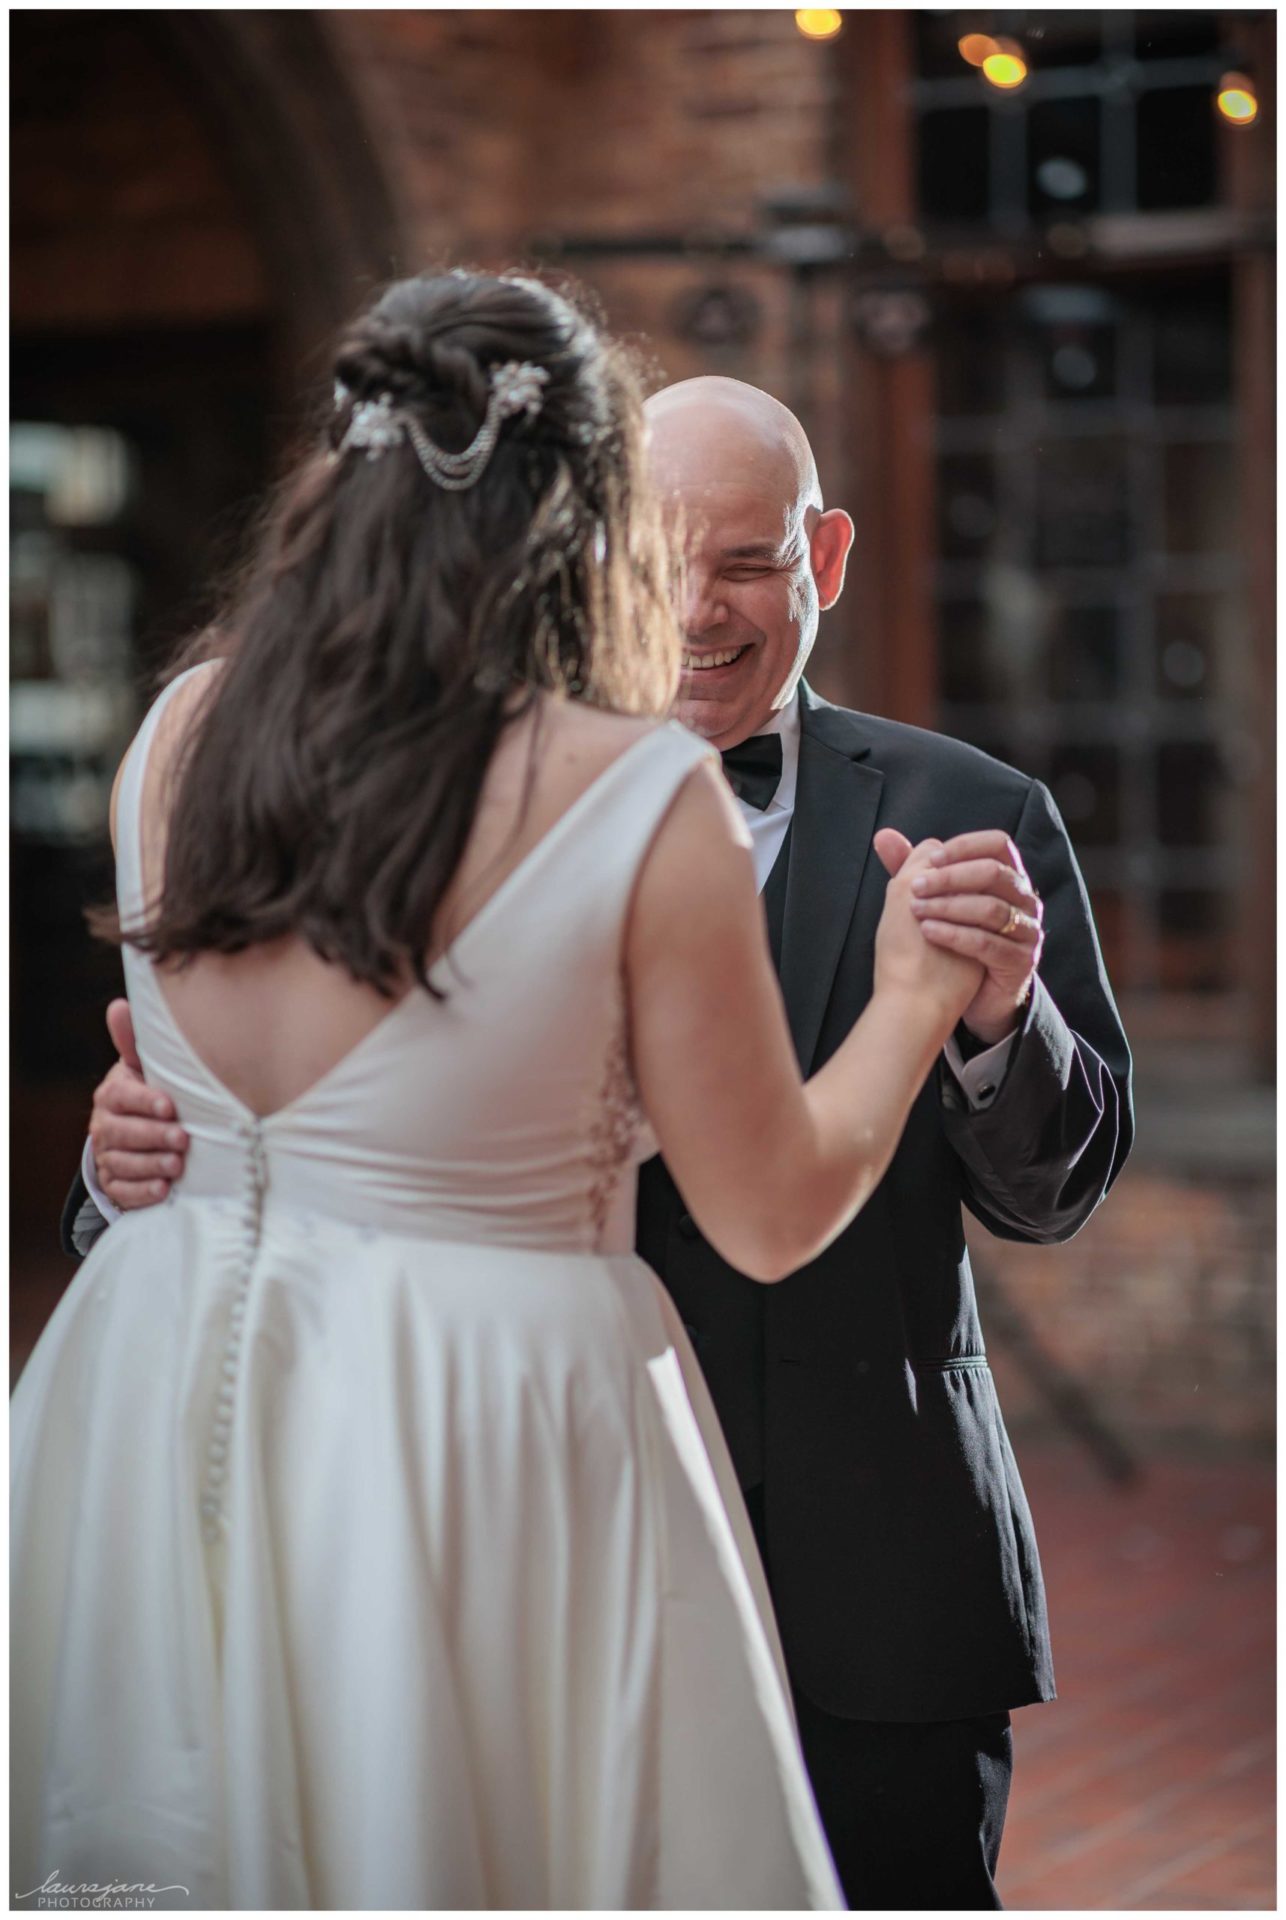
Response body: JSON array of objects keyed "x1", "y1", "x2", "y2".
[
  {"x1": 733, "y1": 693, "x2": 1015, "y2": 1113},
  {"x1": 735, "y1": 694, "x2": 800, "y2": 891}
]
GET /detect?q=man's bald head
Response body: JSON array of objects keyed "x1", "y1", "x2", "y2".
[
  {"x1": 645, "y1": 376, "x2": 823, "y2": 520},
  {"x1": 643, "y1": 377, "x2": 852, "y2": 749}
]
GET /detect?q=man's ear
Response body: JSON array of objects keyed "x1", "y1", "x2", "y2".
[{"x1": 810, "y1": 508, "x2": 855, "y2": 611}]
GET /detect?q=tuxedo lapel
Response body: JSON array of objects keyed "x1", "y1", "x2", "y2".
[{"x1": 780, "y1": 683, "x2": 885, "y2": 1072}]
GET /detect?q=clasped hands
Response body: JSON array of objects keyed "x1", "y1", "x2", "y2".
[{"x1": 875, "y1": 827, "x2": 1044, "y2": 1048}]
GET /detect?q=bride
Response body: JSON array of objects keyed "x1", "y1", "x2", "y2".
[{"x1": 11, "y1": 270, "x2": 980, "y2": 1909}]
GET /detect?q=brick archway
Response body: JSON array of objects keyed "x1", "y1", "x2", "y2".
[
  {"x1": 13, "y1": 11, "x2": 408, "y2": 380},
  {"x1": 158, "y1": 12, "x2": 408, "y2": 375}
]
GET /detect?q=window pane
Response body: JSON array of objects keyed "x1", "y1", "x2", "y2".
[
  {"x1": 1028, "y1": 97, "x2": 1102, "y2": 218},
  {"x1": 1046, "y1": 603, "x2": 1125, "y2": 699},
  {"x1": 10, "y1": 530, "x2": 54, "y2": 679},
  {"x1": 1024, "y1": 13, "x2": 1104, "y2": 69},
  {"x1": 939, "y1": 601, "x2": 993, "y2": 705},
  {"x1": 10, "y1": 421, "x2": 140, "y2": 849},
  {"x1": 1042, "y1": 320, "x2": 1118, "y2": 401},
  {"x1": 1162, "y1": 441, "x2": 1236, "y2": 555},
  {"x1": 936, "y1": 312, "x2": 1006, "y2": 418},
  {"x1": 1036, "y1": 438, "x2": 1132, "y2": 567},
  {"x1": 1157, "y1": 740, "x2": 1233, "y2": 850},
  {"x1": 938, "y1": 451, "x2": 999, "y2": 561},
  {"x1": 1154, "y1": 593, "x2": 1240, "y2": 701},
  {"x1": 939, "y1": 597, "x2": 1047, "y2": 706},
  {"x1": 1158, "y1": 888, "x2": 1231, "y2": 993},
  {"x1": 1153, "y1": 285, "x2": 1232, "y2": 406},
  {"x1": 1022, "y1": 284, "x2": 1121, "y2": 401},
  {"x1": 1137, "y1": 87, "x2": 1218, "y2": 210},
  {"x1": 1084, "y1": 886, "x2": 1127, "y2": 985},
  {"x1": 1049, "y1": 744, "x2": 1121, "y2": 846},
  {"x1": 913, "y1": 14, "x2": 976, "y2": 79},
  {"x1": 919, "y1": 107, "x2": 990, "y2": 222},
  {"x1": 10, "y1": 423, "x2": 133, "y2": 525},
  {"x1": 928, "y1": 269, "x2": 1245, "y2": 1001},
  {"x1": 1134, "y1": 13, "x2": 1221, "y2": 61}
]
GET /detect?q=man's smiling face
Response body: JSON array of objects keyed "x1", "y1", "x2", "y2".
[
  {"x1": 666, "y1": 480, "x2": 817, "y2": 749},
  {"x1": 645, "y1": 378, "x2": 853, "y2": 752}
]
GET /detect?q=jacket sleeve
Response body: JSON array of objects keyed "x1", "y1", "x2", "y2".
[
  {"x1": 60, "y1": 1168, "x2": 112, "y2": 1260},
  {"x1": 939, "y1": 776, "x2": 1134, "y2": 1243}
]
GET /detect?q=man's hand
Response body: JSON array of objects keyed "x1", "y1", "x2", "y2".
[
  {"x1": 907, "y1": 831, "x2": 1044, "y2": 1047},
  {"x1": 872, "y1": 831, "x2": 985, "y2": 1025},
  {"x1": 89, "y1": 999, "x2": 189, "y2": 1210}
]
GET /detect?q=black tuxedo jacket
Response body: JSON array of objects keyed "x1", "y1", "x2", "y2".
[{"x1": 636, "y1": 682, "x2": 1133, "y2": 1724}]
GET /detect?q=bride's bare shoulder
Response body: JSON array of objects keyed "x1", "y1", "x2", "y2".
[
  {"x1": 503, "y1": 696, "x2": 670, "y2": 806},
  {"x1": 545, "y1": 697, "x2": 665, "y2": 764},
  {"x1": 110, "y1": 656, "x2": 228, "y2": 848}
]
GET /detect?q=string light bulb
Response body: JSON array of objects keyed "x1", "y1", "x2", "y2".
[
  {"x1": 1216, "y1": 72, "x2": 1259, "y2": 125},
  {"x1": 795, "y1": 9, "x2": 843, "y2": 40},
  {"x1": 982, "y1": 39, "x2": 1028, "y2": 89},
  {"x1": 958, "y1": 33, "x2": 999, "y2": 67}
]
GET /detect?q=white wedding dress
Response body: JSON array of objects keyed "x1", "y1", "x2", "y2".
[{"x1": 11, "y1": 670, "x2": 844, "y2": 1911}]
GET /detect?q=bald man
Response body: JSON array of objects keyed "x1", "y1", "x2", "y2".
[
  {"x1": 65, "y1": 378, "x2": 1132, "y2": 1909},
  {"x1": 631, "y1": 378, "x2": 1131, "y2": 1908}
]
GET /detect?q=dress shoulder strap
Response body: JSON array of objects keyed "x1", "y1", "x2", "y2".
[
  {"x1": 610, "y1": 720, "x2": 718, "y2": 860},
  {"x1": 115, "y1": 662, "x2": 222, "y2": 925},
  {"x1": 560, "y1": 720, "x2": 718, "y2": 933}
]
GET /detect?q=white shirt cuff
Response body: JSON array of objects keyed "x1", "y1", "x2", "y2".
[
  {"x1": 941, "y1": 1030, "x2": 1018, "y2": 1112},
  {"x1": 81, "y1": 1136, "x2": 123, "y2": 1225}
]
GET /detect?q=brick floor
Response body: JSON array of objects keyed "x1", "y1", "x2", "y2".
[{"x1": 997, "y1": 1444, "x2": 1275, "y2": 1911}]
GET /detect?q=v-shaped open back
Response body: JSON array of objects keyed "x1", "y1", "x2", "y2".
[{"x1": 115, "y1": 666, "x2": 714, "y2": 1251}]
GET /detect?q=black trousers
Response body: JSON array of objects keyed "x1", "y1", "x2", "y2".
[{"x1": 743, "y1": 1482, "x2": 1013, "y2": 1911}]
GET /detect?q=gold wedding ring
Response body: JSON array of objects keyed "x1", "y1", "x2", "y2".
[{"x1": 1001, "y1": 904, "x2": 1022, "y2": 938}]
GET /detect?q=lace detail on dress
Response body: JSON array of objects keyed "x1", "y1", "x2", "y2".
[{"x1": 587, "y1": 1001, "x2": 642, "y2": 1245}]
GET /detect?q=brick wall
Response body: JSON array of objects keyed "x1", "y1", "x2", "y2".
[
  {"x1": 325, "y1": 9, "x2": 858, "y2": 646},
  {"x1": 11, "y1": 14, "x2": 267, "y2": 332},
  {"x1": 329, "y1": 10, "x2": 836, "y2": 261}
]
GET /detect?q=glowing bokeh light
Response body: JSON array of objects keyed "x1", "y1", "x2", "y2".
[
  {"x1": 1216, "y1": 73, "x2": 1259, "y2": 124},
  {"x1": 982, "y1": 50, "x2": 1028, "y2": 89},
  {"x1": 795, "y1": 9, "x2": 843, "y2": 40},
  {"x1": 958, "y1": 33, "x2": 998, "y2": 67}
]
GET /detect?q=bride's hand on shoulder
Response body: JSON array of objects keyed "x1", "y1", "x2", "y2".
[{"x1": 872, "y1": 829, "x2": 983, "y2": 1028}]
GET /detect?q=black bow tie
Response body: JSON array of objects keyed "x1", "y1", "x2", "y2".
[{"x1": 721, "y1": 733, "x2": 783, "y2": 811}]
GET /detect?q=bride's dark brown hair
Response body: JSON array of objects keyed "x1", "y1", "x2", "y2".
[{"x1": 101, "y1": 269, "x2": 680, "y2": 995}]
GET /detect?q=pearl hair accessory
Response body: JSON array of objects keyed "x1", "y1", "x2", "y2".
[{"x1": 331, "y1": 360, "x2": 550, "y2": 490}]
